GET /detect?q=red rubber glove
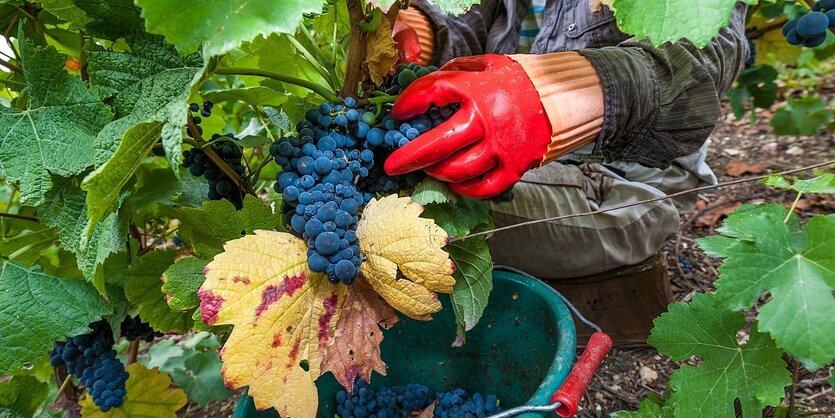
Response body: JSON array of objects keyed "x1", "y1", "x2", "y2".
[
  {"x1": 384, "y1": 53, "x2": 604, "y2": 199},
  {"x1": 392, "y1": 21, "x2": 422, "y2": 64},
  {"x1": 393, "y1": 8, "x2": 435, "y2": 65},
  {"x1": 385, "y1": 55, "x2": 551, "y2": 198}
]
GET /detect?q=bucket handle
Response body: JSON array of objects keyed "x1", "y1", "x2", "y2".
[{"x1": 486, "y1": 332, "x2": 613, "y2": 418}]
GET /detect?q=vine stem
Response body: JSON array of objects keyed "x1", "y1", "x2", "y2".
[
  {"x1": 796, "y1": 411, "x2": 835, "y2": 417},
  {"x1": 451, "y1": 158, "x2": 835, "y2": 242},
  {"x1": 788, "y1": 359, "x2": 799, "y2": 415},
  {"x1": 214, "y1": 67, "x2": 339, "y2": 103},
  {"x1": 49, "y1": 375, "x2": 72, "y2": 406},
  {"x1": 0, "y1": 212, "x2": 37, "y2": 222},
  {"x1": 127, "y1": 339, "x2": 139, "y2": 365},
  {"x1": 185, "y1": 115, "x2": 257, "y2": 197}
]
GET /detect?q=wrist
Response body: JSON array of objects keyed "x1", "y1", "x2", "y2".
[
  {"x1": 397, "y1": 7, "x2": 435, "y2": 64},
  {"x1": 507, "y1": 52, "x2": 604, "y2": 163}
]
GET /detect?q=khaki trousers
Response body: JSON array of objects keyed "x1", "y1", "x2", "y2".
[{"x1": 487, "y1": 155, "x2": 710, "y2": 279}]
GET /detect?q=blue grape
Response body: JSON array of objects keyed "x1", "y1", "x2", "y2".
[
  {"x1": 797, "y1": 12, "x2": 829, "y2": 37},
  {"x1": 315, "y1": 231, "x2": 340, "y2": 255}
]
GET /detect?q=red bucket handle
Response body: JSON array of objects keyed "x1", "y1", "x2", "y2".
[{"x1": 550, "y1": 332, "x2": 613, "y2": 417}]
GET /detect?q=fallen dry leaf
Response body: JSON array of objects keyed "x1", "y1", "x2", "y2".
[
  {"x1": 695, "y1": 202, "x2": 742, "y2": 227},
  {"x1": 725, "y1": 160, "x2": 768, "y2": 177},
  {"x1": 413, "y1": 401, "x2": 437, "y2": 418}
]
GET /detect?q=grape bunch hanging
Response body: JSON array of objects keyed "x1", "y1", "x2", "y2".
[
  {"x1": 270, "y1": 64, "x2": 458, "y2": 285},
  {"x1": 181, "y1": 101, "x2": 246, "y2": 208},
  {"x1": 782, "y1": 0, "x2": 835, "y2": 48},
  {"x1": 50, "y1": 321, "x2": 129, "y2": 412},
  {"x1": 121, "y1": 315, "x2": 163, "y2": 342}
]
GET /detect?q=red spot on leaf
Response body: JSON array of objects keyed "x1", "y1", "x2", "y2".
[
  {"x1": 203, "y1": 266, "x2": 210, "y2": 276},
  {"x1": 232, "y1": 276, "x2": 251, "y2": 285},
  {"x1": 287, "y1": 336, "x2": 302, "y2": 367},
  {"x1": 272, "y1": 332, "x2": 282, "y2": 348},
  {"x1": 198, "y1": 290, "x2": 224, "y2": 325},
  {"x1": 450, "y1": 262, "x2": 456, "y2": 273},
  {"x1": 254, "y1": 274, "x2": 307, "y2": 317},
  {"x1": 317, "y1": 293, "x2": 339, "y2": 341},
  {"x1": 224, "y1": 377, "x2": 236, "y2": 390}
]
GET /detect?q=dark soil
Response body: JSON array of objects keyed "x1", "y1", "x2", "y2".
[{"x1": 579, "y1": 100, "x2": 835, "y2": 417}]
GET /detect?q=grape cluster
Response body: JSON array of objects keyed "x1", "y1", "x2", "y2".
[
  {"x1": 334, "y1": 382, "x2": 502, "y2": 418},
  {"x1": 181, "y1": 102, "x2": 245, "y2": 207},
  {"x1": 120, "y1": 315, "x2": 162, "y2": 342},
  {"x1": 335, "y1": 380, "x2": 432, "y2": 418},
  {"x1": 433, "y1": 388, "x2": 502, "y2": 418},
  {"x1": 782, "y1": 0, "x2": 835, "y2": 48},
  {"x1": 50, "y1": 321, "x2": 129, "y2": 412},
  {"x1": 271, "y1": 64, "x2": 456, "y2": 285}
]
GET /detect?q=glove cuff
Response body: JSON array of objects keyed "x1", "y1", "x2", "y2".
[
  {"x1": 398, "y1": 7, "x2": 435, "y2": 64},
  {"x1": 508, "y1": 52, "x2": 604, "y2": 164}
]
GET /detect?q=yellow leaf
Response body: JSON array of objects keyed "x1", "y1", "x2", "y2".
[
  {"x1": 79, "y1": 363, "x2": 187, "y2": 418},
  {"x1": 357, "y1": 195, "x2": 455, "y2": 320},
  {"x1": 199, "y1": 230, "x2": 346, "y2": 418}
]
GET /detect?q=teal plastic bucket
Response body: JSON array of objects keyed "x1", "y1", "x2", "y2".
[{"x1": 234, "y1": 269, "x2": 577, "y2": 418}]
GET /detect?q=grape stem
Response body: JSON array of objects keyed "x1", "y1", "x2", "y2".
[
  {"x1": 49, "y1": 375, "x2": 72, "y2": 407},
  {"x1": 0, "y1": 212, "x2": 37, "y2": 222},
  {"x1": 452, "y1": 158, "x2": 835, "y2": 242},
  {"x1": 186, "y1": 114, "x2": 258, "y2": 197},
  {"x1": 214, "y1": 67, "x2": 340, "y2": 103},
  {"x1": 127, "y1": 339, "x2": 139, "y2": 365}
]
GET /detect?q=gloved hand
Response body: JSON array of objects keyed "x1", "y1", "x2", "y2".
[
  {"x1": 393, "y1": 8, "x2": 435, "y2": 65},
  {"x1": 384, "y1": 53, "x2": 605, "y2": 199},
  {"x1": 392, "y1": 20, "x2": 422, "y2": 64}
]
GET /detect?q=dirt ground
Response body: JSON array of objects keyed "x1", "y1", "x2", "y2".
[
  {"x1": 181, "y1": 96, "x2": 834, "y2": 417},
  {"x1": 579, "y1": 100, "x2": 835, "y2": 417}
]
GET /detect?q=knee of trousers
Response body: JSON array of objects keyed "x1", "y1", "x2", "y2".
[{"x1": 485, "y1": 163, "x2": 680, "y2": 279}]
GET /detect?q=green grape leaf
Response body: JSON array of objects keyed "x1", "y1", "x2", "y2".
[
  {"x1": 446, "y1": 238, "x2": 493, "y2": 335},
  {"x1": 0, "y1": 34, "x2": 113, "y2": 206},
  {"x1": 124, "y1": 250, "x2": 194, "y2": 333},
  {"x1": 169, "y1": 351, "x2": 233, "y2": 407},
  {"x1": 161, "y1": 256, "x2": 209, "y2": 311},
  {"x1": 0, "y1": 217, "x2": 59, "y2": 267},
  {"x1": 0, "y1": 261, "x2": 111, "y2": 374},
  {"x1": 38, "y1": 176, "x2": 128, "y2": 294},
  {"x1": 263, "y1": 106, "x2": 293, "y2": 132},
  {"x1": 86, "y1": 31, "x2": 203, "y2": 167},
  {"x1": 648, "y1": 293, "x2": 790, "y2": 417},
  {"x1": 168, "y1": 195, "x2": 284, "y2": 253},
  {"x1": 611, "y1": 398, "x2": 673, "y2": 418},
  {"x1": 771, "y1": 96, "x2": 833, "y2": 135},
  {"x1": 144, "y1": 339, "x2": 186, "y2": 371},
  {"x1": 610, "y1": 0, "x2": 752, "y2": 47},
  {"x1": 0, "y1": 375, "x2": 49, "y2": 417},
  {"x1": 37, "y1": 0, "x2": 91, "y2": 27},
  {"x1": 763, "y1": 174, "x2": 835, "y2": 194},
  {"x1": 420, "y1": 198, "x2": 491, "y2": 238},
  {"x1": 240, "y1": 34, "x2": 331, "y2": 107},
  {"x1": 79, "y1": 363, "x2": 187, "y2": 417},
  {"x1": 135, "y1": 0, "x2": 326, "y2": 57},
  {"x1": 728, "y1": 65, "x2": 779, "y2": 118},
  {"x1": 130, "y1": 165, "x2": 207, "y2": 209},
  {"x1": 81, "y1": 121, "x2": 164, "y2": 235},
  {"x1": 74, "y1": 0, "x2": 143, "y2": 40},
  {"x1": 412, "y1": 178, "x2": 458, "y2": 205},
  {"x1": 698, "y1": 204, "x2": 835, "y2": 370},
  {"x1": 418, "y1": 0, "x2": 480, "y2": 15},
  {"x1": 203, "y1": 87, "x2": 290, "y2": 107}
]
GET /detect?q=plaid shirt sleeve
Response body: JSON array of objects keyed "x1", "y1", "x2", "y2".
[{"x1": 578, "y1": 3, "x2": 749, "y2": 168}]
